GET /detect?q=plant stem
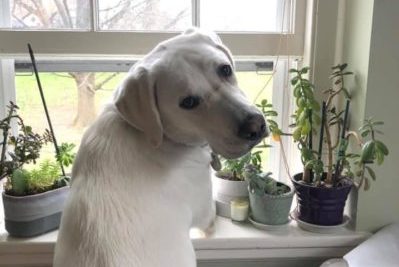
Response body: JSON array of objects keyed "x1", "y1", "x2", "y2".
[
  {"x1": 0, "y1": 104, "x2": 15, "y2": 179},
  {"x1": 333, "y1": 100, "x2": 350, "y2": 184},
  {"x1": 324, "y1": 120, "x2": 333, "y2": 185}
]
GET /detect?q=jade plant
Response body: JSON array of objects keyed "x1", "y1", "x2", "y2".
[
  {"x1": 0, "y1": 102, "x2": 75, "y2": 196},
  {"x1": 289, "y1": 64, "x2": 389, "y2": 189}
]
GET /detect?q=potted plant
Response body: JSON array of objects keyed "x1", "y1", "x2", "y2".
[
  {"x1": 212, "y1": 99, "x2": 283, "y2": 218},
  {"x1": 212, "y1": 153, "x2": 253, "y2": 217},
  {"x1": 289, "y1": 64, "x2": 389, "y2": 226},
  {"x1": 245, "y1": 157, "x2": 294, "y2": 226},
  {"x1": 0, "y1": 102, "x2": 75, "y2": 237}
]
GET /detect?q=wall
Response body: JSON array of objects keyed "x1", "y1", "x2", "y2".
[
  {"x1": 350, "y1": 0, "x2": 399, "y2": 232},
  {"x1": 341, "y1": 0, "x2": 375, "y2": 231},
  {"x1": 310, "y1": 0, "x2": 399, "y2": 232}
]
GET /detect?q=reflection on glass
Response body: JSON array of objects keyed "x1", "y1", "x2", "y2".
[
  {"x1": 8, "y1": 0, "x2": 90, "y2": 29},
  {"x1": 200, "y1": 0, "x2": 282, "y2": 32},
  {"x1": 98, "y1": 0, "x2": 191, "y2": 31}
]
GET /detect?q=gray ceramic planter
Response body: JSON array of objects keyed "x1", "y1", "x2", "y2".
[
  {"x1": 2, "y1": 186, "x2": 70, "y2": 237},
  {"x1": 249, "y1": 183, "x2": 294, "y2": 225}
]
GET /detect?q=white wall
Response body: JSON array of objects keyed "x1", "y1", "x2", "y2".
[
  {"x1": 311, "y1": 0, "x2": 399, "y2": 232},
  {"x1": 341, "y1": 0, "x2": 375, "y2": 231},
  {"x1": 351, "y1": 0, "x2": 399, "y2": 232}
]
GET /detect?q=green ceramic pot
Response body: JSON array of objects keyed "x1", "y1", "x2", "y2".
[{"x1": 248, "y1": 182, "x2": 294, "y2": 225}]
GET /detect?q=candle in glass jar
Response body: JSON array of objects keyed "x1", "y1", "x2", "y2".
[{"x1": 230, "y1": 198, "x2": 249, "y2": 222}]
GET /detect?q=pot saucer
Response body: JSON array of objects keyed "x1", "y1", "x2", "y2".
[
  {"x1": 290, "y1": 209, "x2": 350, "y2": 234},
  {"x1": 248, "y1": 215, "x2": 291, "y2": 231}
]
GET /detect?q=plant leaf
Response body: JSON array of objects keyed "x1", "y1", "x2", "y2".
[
  {"x1": 365, "y1": 166, "x2": 376, "y2": 181},
  {"x1": 375, "y1": 140, "x2": 389, "y2": 155},
  {"x1": 364, "y1": 177, "x2": 370, "y2": 191}
]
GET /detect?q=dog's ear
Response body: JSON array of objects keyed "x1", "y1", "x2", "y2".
[{"x1": 114, "y1": 67, "x2": 163, "y2": 147}]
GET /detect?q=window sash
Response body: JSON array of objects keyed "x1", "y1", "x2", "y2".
[
  {"x1": 0, "y1": 0, "x2": 306, "y2": 57},
  {"x1": 13, "y1": 59, "x2": 275, "y2": 73}
]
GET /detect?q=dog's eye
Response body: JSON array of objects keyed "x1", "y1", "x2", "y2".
[
  {"x1": 218, "y1": 64, "x2": 232, "y2": 78},
  {"x1": 179, "y1": 96, "x2": 201, "y2": 109}
]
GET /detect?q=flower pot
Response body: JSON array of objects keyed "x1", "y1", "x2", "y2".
[
  {"x1": 212, "y1": 174, "x2": 249, "y2": 218},
  {"x1": 291, "y1": 173, "x2": 353, "y2": 226},
  {"x1": 248, "y1": 183, "x2": 294, "y2": 225},
  {"x1": 2, "y1": 186, "x2": 70, "y2": 237}
]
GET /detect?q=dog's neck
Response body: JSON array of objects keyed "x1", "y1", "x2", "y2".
[{"x1": 163, "y1": 132, "x2": 209, "y2": 149}]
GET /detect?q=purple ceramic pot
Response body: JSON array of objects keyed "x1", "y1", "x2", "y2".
[{"x1": 291, "y1": 173, "x2": 353, "y2": 226}]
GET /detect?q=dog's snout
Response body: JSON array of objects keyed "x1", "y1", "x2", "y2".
[{"x1": 238, "y1": 113, "x2": 268, "y2": 141}]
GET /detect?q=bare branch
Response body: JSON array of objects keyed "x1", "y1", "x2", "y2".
[
  {"x1": 52, "y1": 73, "x2": 74, "y2": 79},
  {"x1": 95, "y1": 73, "x2": 119, "y2": 91},
  {"x1": 62, "y1": 0, "x2": 73, "y2": 26},
  {"x1": 12, "y1": 15, "x2": 29, "y2": 27},
  {"x1": 101, "y1": 0, "x2": 147, "y2": 29},
  {"x1": 68, "y1": 72, "x2": 78, "y2": 79},
  {"x1": 99, "y1": 0, "x2": 127, "y2": 12},
  {"x1": 164, "y1": 9, "x2": 188, "y2": 30},
  {"x1": 53, "y1": 0, "x2": 72, "y2": 28}
]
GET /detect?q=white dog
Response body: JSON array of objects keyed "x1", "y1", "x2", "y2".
[{"x1": 54, "y1": 28, "x2": 267, "y2": 267}]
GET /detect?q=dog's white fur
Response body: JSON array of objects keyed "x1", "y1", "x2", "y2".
[{"x1": 54, "y1": 28, "x2": 263, "y2": 267}]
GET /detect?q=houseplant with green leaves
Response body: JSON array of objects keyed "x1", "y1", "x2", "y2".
[
  {"x1": 244, "y1": 155, "x2": 294, "y2": 226},
  {"x1": 212, "y1": 151, "x2": 257, "y2": 218},
  {"x1": 213, "y1": 99, "x2": 292, "y2": 222},
  {"x1": 0, "y1": 102, "x2": 75, "y2": 237},
  {"x1": 289, "y1": 64, "x2": 389, "y2": 226}
]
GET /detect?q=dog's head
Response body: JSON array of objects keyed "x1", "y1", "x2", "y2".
[{"x1": 114, "y1": 28, "x2": 267, "y2": 159}]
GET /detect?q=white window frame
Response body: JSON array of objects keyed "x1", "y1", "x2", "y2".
[
  {"x1": 0, "y1": 0, "x2": 305, "y2": 182},
  {"x1": 0, "y1": 0, "x2": 306, "y2": 57}
]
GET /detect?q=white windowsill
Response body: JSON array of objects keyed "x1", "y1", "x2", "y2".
[{"x1": 0, "y1": 215, "x2": 370, "y2": 266}]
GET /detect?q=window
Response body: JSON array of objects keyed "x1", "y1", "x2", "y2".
[
  {"x1": 98, "y1": 0, "x2": 192, "y2": 31},
  {"x1": 0, "y1": 0, "x2": 305, "y2": 181},
  {"x1": 8, "y1": 0, "x2": 91, "y2": 29},
  {"x1": 0, "y1": 0, "x2": 305, "y2": 56},
  {"x1": 13, "y1": 60, "x2": 275, "y2": 169}
]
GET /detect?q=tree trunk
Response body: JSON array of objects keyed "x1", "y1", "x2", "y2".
[{"x1": 72, "y1": 73, "x2": 96, "y2": 128}]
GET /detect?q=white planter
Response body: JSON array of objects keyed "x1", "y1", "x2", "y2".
[{"x1": 212, "y1": 174, "x2": 249, "y2": 218}]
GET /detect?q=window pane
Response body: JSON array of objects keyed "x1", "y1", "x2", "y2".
[
  {"x1": 5, "y1": 0, "x2": 90, "y2": 29},
  {"x1": 200, "y1": 0, "x2": 286, "y2": 32},
  {"x1": 236, "y1": 71, "x2": 273, "y2": 167},
  {"x1": 15, "y1": 72, "x2": 124, "y2": 171},
  {"x1": 14, "y1": 68, "x2": 273, "y2": 170},
  {"x1": 98, "y1": 0, "x2": 191, "y2": 31}
]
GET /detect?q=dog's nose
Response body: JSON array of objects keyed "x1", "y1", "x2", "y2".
[{"x1": 238, "y1": 113, "x2": 268, "y2": 141}]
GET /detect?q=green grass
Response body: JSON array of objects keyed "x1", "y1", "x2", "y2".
[{"x1": 15, "y1": 71, "x2": 273, "y2": 170}]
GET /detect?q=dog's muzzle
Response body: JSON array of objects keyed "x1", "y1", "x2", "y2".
[{"x1": 237, "y1": 113, "x2": 268, "y2": 142}]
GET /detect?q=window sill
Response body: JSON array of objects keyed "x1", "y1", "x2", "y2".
[{"x1": 0, "y1": 216, "x2": 370, "y2": 266}]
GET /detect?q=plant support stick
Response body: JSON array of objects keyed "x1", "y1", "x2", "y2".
[
  {"x1": 308, "y1": 109, "x2": 313, "y2": 182},
  {"x1": 317, "y1": 102, "x2": 327, "y2": 182},
  {"x1": 333, "y1": 100, "x2": 350, "y2": 184},
  {"x1": 28, "y1": 44, "x2": 66, "y2": 177}
]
